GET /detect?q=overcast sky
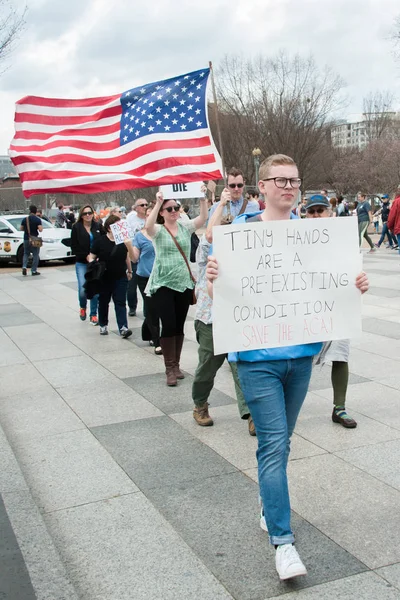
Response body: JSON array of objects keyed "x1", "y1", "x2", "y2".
[{"x1": 1, "y1": 0, "x2": 399, "y2": 153}]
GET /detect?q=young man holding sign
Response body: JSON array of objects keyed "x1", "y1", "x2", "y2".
[{"x1": 206, "y1": 155, "x2": 369, "y2": 580}]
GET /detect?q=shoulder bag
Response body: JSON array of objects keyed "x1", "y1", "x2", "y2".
[
  {"x1": 163, "y1": 225, "x2": 197, "y2": 304},
  {"x1": 26, "y1": 214, "x2": 43, "y2": 248}
]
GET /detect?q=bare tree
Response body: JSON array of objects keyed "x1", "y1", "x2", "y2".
[
  {"x1": 363, "y1": 91, "x2": 398, "y2": 141},
  {"x1": 0, "y1": 0, "x2": 26, "y2": 69},
  {"x1": 214, "y1": 52, "x2": 346, "y2": 187}
]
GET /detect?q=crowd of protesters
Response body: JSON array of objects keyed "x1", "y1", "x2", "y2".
[{"x1": 24, "y1": 157, "x2": 399, "y2": 581}]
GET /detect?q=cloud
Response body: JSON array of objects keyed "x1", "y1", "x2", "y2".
[{"x1": 1, "y1": 0, "x2": 399, "y2": 151}]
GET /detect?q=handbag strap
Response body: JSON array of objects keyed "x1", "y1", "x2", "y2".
[
  {"x1": 238, "y1": 198, "x2": 248, "y2": 216},
  {"x1": 163, "y1": 225, "x2": 196, "y2": 283}
]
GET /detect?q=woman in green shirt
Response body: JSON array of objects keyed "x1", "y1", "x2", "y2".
[{"x1": 147, "y1": 190, "x2": 208, "y2": 386}]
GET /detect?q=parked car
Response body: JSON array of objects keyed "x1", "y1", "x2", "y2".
[{"x1": 0, "y1": 213, "x2": 74, "y2": 264}]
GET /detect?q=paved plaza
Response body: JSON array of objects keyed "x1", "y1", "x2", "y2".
[{"x1": 0, "y1": 248, "x2": 400, "y2": 600}]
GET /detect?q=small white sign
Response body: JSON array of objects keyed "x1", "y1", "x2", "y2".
[
  {"x1": 110, "y1": 220, "x2": 134, "y2": 245},
  {"x1": 212, "y1": 217, "x2": 362, "y2": 354},
  {"x1": 159, "y1": 181, "x2": 205, "y2": 199}
]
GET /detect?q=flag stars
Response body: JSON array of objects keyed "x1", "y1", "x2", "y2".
[
  {"x1": 166, "y1": 87, "x2": 171, "y2": 92},
  {"x1": 195, "y1": 96, "x2": 201, "y2": 102},
  {"x1": 183, "y1": 75, "x2": 190, "y2": 79},
  {"x1": 165, "y1": 125, "x2": 171, "y2": 131},
  {"x1": 179, "y1": 99, "x2": 186, "y2": 105},
  {"x1": 148, "y1": 114, "x2": 154, "y2": 119},
  {"x1": 179, "y1": 112, "x2": 186, "y2": 118},
  {"x1": 130, "y1": 115, "x2": 134, "y2": 121},
  {"x1": 149, "y1": 101, "x2": 154, "y2": 107},
  {"x1": 187, "y1": 104, "x2": 193, "y2": 110},
  {"x1": 180, "y1": 124, "x2": 186, "y2": 130},
  {"x1": 199, "y1": 72, "x2": 205, "y2": 77},
  {"x1": 190, "y1": 79, "x2": 196, "y2": 85},
  {"x1": 163, "y1": 113, "x2": 170, "y2": 119},
  {"x1": 143, "y1": 98, "x2": 148, "y2": 104},
  {"x1": 188, "y1": 92, "x2": 194, "y2": 98},
  {"x1": 173, "y1": 94, "x2": 178, "y2": 99},
  {"x1": 123, "y1": 135, "x2": 128, "y2": 141},
  {"x1": 129, "y1": 127, "x2": 134, "y2": 133},
  {"x1": 171, "y1": 106, "x2": 178, "y2": 112},
  {"x1": 156, "y1": 107, "x2": 162, "y2": 113},
  {"x1": 196, "y1": 84, "x2": 202, "y2": 89},
  {"x1": 156, "y1": 119, "x2": 162, "y2": 125},
  {"x1": 157, "y1": 94, "x2": 163, "y2": 100},
  {"x1": 127, "y1": 102, "x2": 132, "y2": 107},
  {"x1": 141, "y1": 121, "x2": 146, "y2": 127},
  {"x1": 181, "y1": 86, "x2": 187, "y2": 92},
  {"x1": 188, "y1": 116, "x2": 194, "y2": 122},
  {"x1": 140, "y1": 87, "x2": 146, "y2": 93},
  {"x1": 172, "y1": 119, "x2": 178, "y2": 125},
  {"x1": 135, "y1": 118, "x2": 139, "y2": 124},
  {"x1": 164, "y1": 100, "x2": 170, "y2": 106},
  {"x1": 195, "y1": 109, "x2": 201, "y2": 115},
  {"x1": 196, "y1": 121, "x2": 202, "y2": 126},
  {"x1": 148, "y1": 125, "x2": 154, "y2": 131},
  {"x1": 141, "y1": 109, "x2": 146, "y2": 115},
  {"x1": 135, "y1": 130, "x2": 140, "y2": 136},
  {"x1": 174, "y1": 80, "x2": 181, "y2": 86}
]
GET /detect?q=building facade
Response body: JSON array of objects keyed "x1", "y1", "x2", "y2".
[{"x1": 331, "y1": 112, "x2": 400, "y2": 149}]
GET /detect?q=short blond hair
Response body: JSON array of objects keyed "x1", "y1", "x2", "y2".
[{"x1": 259, "y1": 154, "x2": 297, "y2": 180}]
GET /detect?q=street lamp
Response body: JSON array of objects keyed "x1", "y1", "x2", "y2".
[{"x1": 252, "y1": 147, "x2": 261, "y2": 190}]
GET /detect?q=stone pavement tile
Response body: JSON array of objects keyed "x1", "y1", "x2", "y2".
[
  {"x1": 0, "y1": 363, "x2": 52, "y2": 398},
  {"x1": 92, "y1": 347, "x2": 165, "y2": 378},
  {"x1": 0, "y1": 388, "x2": 84, "y2": 445},
  {"x1": 0, "y1": 309, "x2": 43, "y2": 327},
  {"x1": 363, "y1": 318, "x2": 400, "y2": 340},
  {"x1": 376, "y1": 564, "x2": 400, "y2": 591},
  {"x1": 0, "y1": 426, "x2": 28, "y2": 494},
  {"x1": 315, "y1": 381, "x2": 400, "y2": 431},
  {"x1": 146, "y1": 471, "x2": 367, "y2": 600},
  {"x1": 122, "y1": 372, "x2": 236, "y2": 414},
  {"x1": 0, "y1": 327, "x2": 28, "y2": 367},
  {"x1": 0, "y1": 295, "x2": 17, "y2": 305},
  {"x1": 2, "y1": 491, "x2": 79, "y2": 600},
  {"x1": 13, "y1": 429, "x2": 138, "y2": 513},
  {"x1": 57, "y1": 380, "x2": 162, "y2": 427},
  {"x1": 44, "y1": 493, "x2": 234, "y2": 600},
  {"x1": 33, "y1": 354, "x2": 112, "y2": 388},
  {"x1": 268, "y1": 571, "x2": 400, "y2": 600},
  {"x1": 296, "y1": 392, "x2": 400, "y2": 453},
  {"x1": 61, "y1": 281, "x2": 78, "y2": 291},
  {"x1": 376, "y1": 374, "x2": 400, "y2": 391},
  {"x1": 0, "y1": 495, "x2": 37, "y2": 600},
  {"x1": 288, "y1": 454, "x2": 400, "y2": 569},
  {"x1": 0, "y1": 303, "x2": 28, "y2": 316},
  {"x1": 368, "y1": 287, "x2": 399, "y2": 298},
  {"x1": 362, "y1": 303, "x2": 400, "y2": 319},
  {"x1": 170, "y1": 405, "x2": 326, "y2": 471},
  {"x1": 5, "y1": 322, "x2": 84, "y2": 361},
  {"x1": 309, "y1": 363, "x2": 369, "y2": 391},
  {"x1": 337, "y1": 347, "x2": 400, "y2": 380},
  {"x1": 179, "y1": 339, "x2": 203, "y2": 371},
  {"x1": 351, "y1": 332, "x2": 400, "y2": 362},
  {"x1": 91, "y1": 416, "x2": 236, "y2": 491},
  {"x1": 335, "y1": 439, "x2": 400, "y2": 491}
]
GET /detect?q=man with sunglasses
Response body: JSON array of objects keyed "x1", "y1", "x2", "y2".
[
  {"x1": 127, "y1": 199, "x2": 149, "y2": 316},
  {"x1": 207, "y1": 154, "x2": 369, "y2": 581},
  {"x1": 209, "y1": 167, "x2": 259, "y2": 221}
]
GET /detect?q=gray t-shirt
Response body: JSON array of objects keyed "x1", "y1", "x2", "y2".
[{"x1": 357, "y1": 201, "x2": 371, "y2": 223}]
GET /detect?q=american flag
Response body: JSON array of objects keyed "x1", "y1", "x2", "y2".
[{"x1": 9, "y1": 68, "x2": 223, "y2": 198}]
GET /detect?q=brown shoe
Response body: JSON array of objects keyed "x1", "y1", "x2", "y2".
[
  {"x1": 248, "y1": 415, "x2": 256, "y2": 436},
  {"x1": 160, "y1": 337, "x2": 177, "y2": 387},
  {"x1": 332, "y1": 407, "x2": 357, "y2": 428},
  {"x1": 193, "y1": 403, "x2": 213, "y2": 426}
]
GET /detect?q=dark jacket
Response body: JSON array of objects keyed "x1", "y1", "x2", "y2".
[
  {"x1": 380, "y1": 202, "x2": 390, "y2": 223},
  {"x1": 83, "y1": 260, "x2": 106, "y2": 299},
  {"x1": 71, "y1": 221, "x2": 104, "y2": 263}
]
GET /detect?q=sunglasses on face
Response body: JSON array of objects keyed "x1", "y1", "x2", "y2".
[
  {"x1": 307, "y1": 207, "x2": 326, "y2": 215},
  {"x1": 228, "y1": 183, "x2": 244, "y2": 189},
  {"x1": 136, "y1": 203, "x2": 148, "y2": 208},
  {"x1": 82, "y1": 211, "x2": 93, "y2": 216},
  {"x1": 164, "y1": 206, "x2": 180, "y2": 213}
]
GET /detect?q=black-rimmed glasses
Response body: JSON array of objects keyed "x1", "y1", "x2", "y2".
[
  {"x1": 263, "y1": 177, "x2": 302, "y2": 189},
  {"x1": 164, "y1": 206, "x2": 180, "y2": 213}
]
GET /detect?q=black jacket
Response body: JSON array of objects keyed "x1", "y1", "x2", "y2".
[
  {"x1": 381, "y1": 203, "x2": 391, "y2": 223},
  {"x1": 83, "y1": 260, "x2": 106, "y2": 299},
  {"x1": 71, "y1": 221, "x2": 104, "y2": 263}
]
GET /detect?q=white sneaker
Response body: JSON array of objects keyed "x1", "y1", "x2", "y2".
[
  {"x1": 275, "y1": 544, "x2": 307, "y2": 580},
  {"x1": 99, "y1": 326, "x2": 108, "y2": 335}
]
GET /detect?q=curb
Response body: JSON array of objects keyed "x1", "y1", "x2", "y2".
[{"x1": 0, "y1": 423, "x2": 79, "y2": 600}]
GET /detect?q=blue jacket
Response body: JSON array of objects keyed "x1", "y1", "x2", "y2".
[{"x1": 228, "y1": 211, "x2": 323, "y2": 362}]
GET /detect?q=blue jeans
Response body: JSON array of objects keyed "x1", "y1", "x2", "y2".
[
  {"x1": 98, "y1": 277, "x2": 128, "y2": 331},
  {"x1": 22, "y1": 240, "x2": 40, "y2": 272},
  {"x1": 377, "y1": 223, "x2": 395, "y2": 247},
  {"x1": 237, "y1": 357, "x2": 313, "y2": 545},
  {"x1": 397, "y1": 234, "x2": 400, "y2": 254},
  {"x1": 75, "y1": 262, "x2": 98, "y2": 316}
]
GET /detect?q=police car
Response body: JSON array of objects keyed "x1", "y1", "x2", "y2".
[{"x1": 0, "y1": 213, "x2": 74, "y2": 264}]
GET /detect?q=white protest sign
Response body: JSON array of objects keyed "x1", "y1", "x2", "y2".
[
  {"x1": 212, "y1": 217, "x2": 362, "y2": 355},
  {"x1": 159, "y1": 181, "x2": 205, "y2": 199},
  {"x1": 110, "y1": 220, "x2": 134, "y2": 245}
]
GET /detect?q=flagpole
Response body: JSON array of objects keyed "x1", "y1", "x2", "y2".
[
  {"x1": 209, "y1": 60, "x2": 230, "y2": 218},
  {"x1": 209, "y1": 61, "x2": 226, "y2": 180}
]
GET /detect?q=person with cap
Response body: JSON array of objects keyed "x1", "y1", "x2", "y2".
[
  {"x1": 305, "y1": 194, "x2": 358, "y2": 428},
  {"x1": 206, "y1": 157, "x2": 369, "y2": 581},
  {"x1": 375, "y1": 196, "x2": 398, "y2": 250}
]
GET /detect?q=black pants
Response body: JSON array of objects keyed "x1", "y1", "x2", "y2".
[
  {"x1": 152, "y1": 286, "x2": 192, "y2": 338},
  {"x1": 98, "y1": 277, "x2": 128, "y2": 330},
  {"x1": 126, "y1": 261, "x2": 138, "y2": 311},
  {"x1": 137, "y1": 275, "x2": 160, "y2": 346}
]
